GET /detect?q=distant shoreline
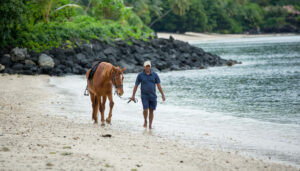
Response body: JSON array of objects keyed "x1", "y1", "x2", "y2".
[{"x1": 157, "y1": 32, "x2": 299, "y2": 43}]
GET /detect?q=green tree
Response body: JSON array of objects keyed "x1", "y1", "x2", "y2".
[
  {"x1": 0, "y1": 0, "x2": 26, "y2": 48},
  {"x1": 35, "y1": 0, "x2": 56, "y2": 23},
  {"x1": 242, "y1": 3, "x2": 264, "y2": 30},
  {"x1": 124, "y1": 0, "x2": 163, "y2": 25},
  {"x1": 35, "y1": 0, "x2": 81, "y2": 23},
  {"x1": 149, "y1": 0, "x2": 191, "y2": 27},
  {"x1": 181, "y1": 0, "x2": 207, "y2": 32},
  {"x1": 262, "y1": 6, "x2": 288, "y2": 28}
]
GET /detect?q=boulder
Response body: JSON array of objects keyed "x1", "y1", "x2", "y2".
[
  {"x1": 226, "y1": 60, "x2": 233, "y2": 66},
  {"x1": 75, "y1": 53, "x2": 87, "y2": 63},
  {"x1": 0, "y1": 64, "x2": 5, "y2": 72},
  {"x1": 38, "y1": 54, "x2": 55, "y2": 68},
  {"x1": 12, "y1": 63, "x2": 24, "y2": 70},
  {"x1": 82, "y1": 43, "x2": 93, "y2": 54},
  {"x1": 0, "y1": 54, "x2": 11, "y2": 66},
  {"x1": 11, "y1": 47, "x2": 27, "y2": 62},
  {"x1": 23, "y1": 70, "x2": 33, "y2": 75},
  {"x1": 39, "y1": 66, "x2": 53, "y2": 75},
  {"x1": 119, "y1": 59, "x2": 136, "y2": 72},
  {"x1": 25, "y1": 59, "x2": 36, "y2": 66},
  {"x1": 104, "y1": 47, "x2": 118, "y2": 56},
  {"x1": 64, "y1": 48, "x2": 76, "y2": 57}
]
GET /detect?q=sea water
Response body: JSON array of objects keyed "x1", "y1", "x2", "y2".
[{"x1": 49, "y1": 35, "x2": 300, "y2": 167}]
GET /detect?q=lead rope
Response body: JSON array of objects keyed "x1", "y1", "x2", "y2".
[
  {"x1": 84, "y1": 85, "x2": 89, "y2": 96},
  {"x1": 117, "y1": 96, "x2": 138, "y2": 103}
]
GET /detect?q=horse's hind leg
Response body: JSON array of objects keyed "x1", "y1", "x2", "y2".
[
  {"x1": 99, "y1": 96, "x2": 106, "y2": 126},
  {"x1": 106, "y1": 93, "x2": 114, "y2": 124},
  {"x1": 97, "y1": 96, "x2": 105, "y2": 126},
  {"x1": 90, "y1": 93, "x2": 98, "y2": 124}
]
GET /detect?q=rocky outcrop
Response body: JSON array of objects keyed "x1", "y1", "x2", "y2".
[{"x1": 0, "y1": 37, "x2": 240, "y2": 75}]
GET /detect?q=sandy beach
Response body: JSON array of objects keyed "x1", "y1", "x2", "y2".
[
  {"x1": 0, "y1": 74, "x2": 298, "y2": 170},
  {"x1": 157, "y1": 32, "x2": 298, "y2": 43}
]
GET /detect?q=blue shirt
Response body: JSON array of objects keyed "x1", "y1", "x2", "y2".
[{"x1": 135, "y1": 70, "x2": 161, "y2": 99}]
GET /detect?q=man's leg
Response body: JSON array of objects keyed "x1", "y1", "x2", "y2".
[
  {"x1": 141, "y1": 97, "x2": 150, "y2": 128},
  {"x1": 149, "y1": 108, "x2": 154, "y2": 129},
  {"x1": 143, "y1": 109, "x2": 148, "y2": 128}
]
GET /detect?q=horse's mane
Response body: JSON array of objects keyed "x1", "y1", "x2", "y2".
[{"x1": 100, "y1": 62, "x2": 114, "y2": 79}]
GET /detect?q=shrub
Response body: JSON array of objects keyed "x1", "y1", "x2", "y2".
[{"x1": 17, "y1": 15, "x2": 154, "y2": 52}]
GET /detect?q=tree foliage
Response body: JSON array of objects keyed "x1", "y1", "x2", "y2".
[
  {"x1": 0, "y1": 0, "x2": 26, "y2": 48},
  {"x1": 0, "y1": 0, "x2": 153, "y2": 51},
  {"x1": 151, "y1": 0, "x2": 300, "y2": 33},
  {"x1": 1, "y1": 0, "x2": 299, "y2": 51}
]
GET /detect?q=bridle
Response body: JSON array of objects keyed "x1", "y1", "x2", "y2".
[
  {"x1": 112, "y1": 71, "x2": 123, "y2": 89},
  {"x1": 111, "y1": 70, "x2": 137, "y2": 103}
]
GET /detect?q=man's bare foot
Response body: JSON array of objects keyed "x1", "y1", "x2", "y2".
[{"x1": 143, "y1": 122, "x2": 147, "y2": 128}]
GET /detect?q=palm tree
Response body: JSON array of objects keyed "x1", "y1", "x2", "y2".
[
  {"x1": 149, "y1": 0, "x2": 191, "y2": 27},
  {"x1": 36, "y1": 0, "x2": 81, "y2": 23}
]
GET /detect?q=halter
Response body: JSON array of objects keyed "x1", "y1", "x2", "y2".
[{"x1": 112, "y1": 71, "x2": 123, "y2": 89}]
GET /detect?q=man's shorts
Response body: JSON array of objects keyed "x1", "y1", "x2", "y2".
[{"x1": 141, "y1": 97, "x2": 157, "y2": 110}]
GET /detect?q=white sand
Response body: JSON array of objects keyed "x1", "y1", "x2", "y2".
[
  {"x1": 0, "y1": 74, "x2": 298, "y2": 170},
  {"x1": 157, "y1": 32, "x2": 298, "y2": 43}
]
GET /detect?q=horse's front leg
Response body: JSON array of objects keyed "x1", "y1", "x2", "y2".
[{"x1": 106, "y1": 93, "x2": 114, "y2": 124}]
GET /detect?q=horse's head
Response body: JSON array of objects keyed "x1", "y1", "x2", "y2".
[{"x1": 112, "y1": 67, "x2": 126, "y2": 96}]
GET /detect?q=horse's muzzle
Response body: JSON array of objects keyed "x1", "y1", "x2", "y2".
[{"x1": 116, "y1": 89, "x2": 124, "y2": 96}]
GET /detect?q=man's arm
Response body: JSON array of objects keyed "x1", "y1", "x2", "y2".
[
  {"x1": 157, "y1": 84, "x2": 165, "y2": 101},
  {"x1": 131, "y1": 84, "x2": 139, "y2": 100}
]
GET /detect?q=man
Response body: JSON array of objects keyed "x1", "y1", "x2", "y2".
[{"x1": 131, "y1": 61, "x2": 165, "y2": 129}]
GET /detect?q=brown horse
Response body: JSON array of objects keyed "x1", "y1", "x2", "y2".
[{"x1": 86, "y1": 62, "x2": 126, "y2": 125}]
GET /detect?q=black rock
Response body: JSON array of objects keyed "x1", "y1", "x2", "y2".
[
  {"x1": 1, "y1": 54, "x2": 11, "y2": 66},
  {"x1": 12, "y1": 63, "x2": 24, "y2": 70},
  {"x1": 39, "y1": 67, "x2": 53, "y2": 75},
  {"x1": 2, "y1": 37, "x2": 240, "y2": 76}
]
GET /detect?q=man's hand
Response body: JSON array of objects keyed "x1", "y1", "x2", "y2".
[
  {"x1": 162, "y1": 95, "x2": 166, "y2": 101},
  {"x1": 128, "y1": 96, "x2": 137, "y2": 103},
  {"x1": 130, "y1": 84, "x2": 138, "y2": 102},
  {"x1": 157, "y1": 84, "x2": 165, "y2": 102},
  {"x1": 130, "y1": 96, "x2": 135, "y2": 101}
]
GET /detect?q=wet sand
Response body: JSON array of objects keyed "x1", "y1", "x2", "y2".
[
  {"x1": 0, "y1": 74, "x2": 298, "y2": 170},
  {"x1": 157, "y1": 32, "x2": 298, "y2": 43}
]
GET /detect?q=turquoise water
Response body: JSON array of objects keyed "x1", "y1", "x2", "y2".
[{"x1": 49, "y1": 35, "x2": 300, "y2": 167}]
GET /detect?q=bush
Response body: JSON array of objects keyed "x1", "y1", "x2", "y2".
[
  {"x1": 17, "y1": 15, "x2": 154, "y2": 52},
  {"x1": 0, "y1": 0, "x2": 26, "y2": 49}
]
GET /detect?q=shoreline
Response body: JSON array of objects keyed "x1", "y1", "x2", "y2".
[
  {"x1": 0, "y1": 74, "x2": 298, "y2": 170},
  {"x1": 157, "y1": 32, "x2": 299, "y2": 43}
]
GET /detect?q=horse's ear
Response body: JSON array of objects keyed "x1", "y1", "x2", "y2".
[{"x1": 122, "y1": 67, "x2": 126, "y2": 72}]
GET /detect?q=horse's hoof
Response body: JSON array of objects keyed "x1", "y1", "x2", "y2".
[
  {"x1": 101, "y1": 123, "x2": 105, "y2": 127},
  {"x1": 106, "y1": 119, "x2": 111, "y2": 124}
]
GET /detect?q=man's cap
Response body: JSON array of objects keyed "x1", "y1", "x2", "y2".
[{"x1": 144, "y1": 60, "x2": 151, "y2": 67}]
